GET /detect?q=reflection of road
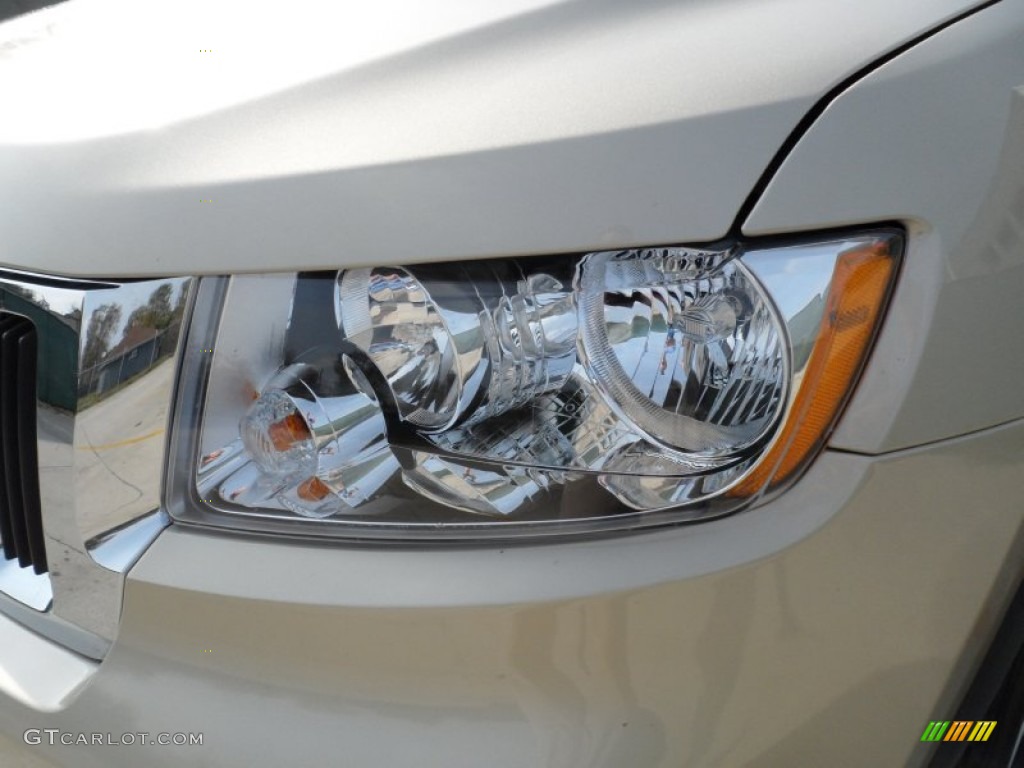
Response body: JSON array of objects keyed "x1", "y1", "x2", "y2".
[
  {"x1": 37, "y1": 358, "x2": 174, "y2": 544},
  {"x1": 75, "y1": 357, "x2": 173, "y2": 541},
  {"x1": 36, "y1": 403, "x2": 72, "y2": 470}
]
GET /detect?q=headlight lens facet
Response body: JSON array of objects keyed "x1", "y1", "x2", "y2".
[{"x1": 168, "y1": 230, "x2": 901, "y2": 539}]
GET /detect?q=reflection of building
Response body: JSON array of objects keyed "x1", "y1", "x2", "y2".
[
  {"x1": 95, "y1": 326, "x2": 161, "y2": 393},
  {"x1": 81, "y1": 323, "x2": 178, "y2": 397},
  {"x1": 0, "y1": 288, "x2": 78, "y2": 410}
]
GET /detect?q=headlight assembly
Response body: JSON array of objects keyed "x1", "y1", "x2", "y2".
[{"x1": 167, "y1": 229, "x2": 901, "y2": 539}]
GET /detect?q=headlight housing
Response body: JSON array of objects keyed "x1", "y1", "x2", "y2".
[{"x1": 167, "y1": 229, "x2": 900, "y2": 540}]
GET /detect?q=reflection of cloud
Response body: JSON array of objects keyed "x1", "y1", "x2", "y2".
[
  {"x1": 745, "y1": 244, "x2": 838, "y2": 322},
  {"x1": 782, "y1": 258, "x2": 806, "y2": 275}
]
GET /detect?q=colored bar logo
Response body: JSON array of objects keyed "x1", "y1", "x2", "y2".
[{"x1": 921, "y1": 721, "x2": 996, "y2": 742}]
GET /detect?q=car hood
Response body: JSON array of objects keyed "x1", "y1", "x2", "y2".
[{"x1": 0, "y1": 0, "x2": 988, "y2": 276}]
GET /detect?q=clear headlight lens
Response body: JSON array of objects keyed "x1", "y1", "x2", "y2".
[
  {"x1": 167, "y1": 230, "x2": 901, "y2": 539},
  {"x1": 577, "y1": 249, "x2": 786, "y2": 455}
]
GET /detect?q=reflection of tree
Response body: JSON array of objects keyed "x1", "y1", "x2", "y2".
[
  {"x1": 175, "y1": 283, "x2": 187, "y2": 315},
  {"x1": 82, "y1": 303, "x2": 122, "y2": 368},
  {"x1": 1, "y1": 283, "x2": 48, "y2": 311},
  {"x1": 124, "y1": 283, "x2": 175, "y2": 331},
  {"x1": 119, "y1": 282, "x2": 185, "y2": 355}
]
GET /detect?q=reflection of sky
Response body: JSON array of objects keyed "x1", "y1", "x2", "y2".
[
  {"x1": 33, "y1": 278, "x2": 189, "y2": 338},
  {"x1": 744, "y1": 243, "x2": 839, "y2": 322},
  {"x1": 19, "y1": 283, "x2": 80, "y2": 317}
]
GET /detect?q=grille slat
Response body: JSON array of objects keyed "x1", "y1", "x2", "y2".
[
  {"x1": 0, "y1": 313, "x2": 46, "y2": 575},
  {"x1": 18, "y1": 329, "x2": 45, "y2": 574},
  {"x1": 0, "y1": 315, "x2": 25, "y2": 564}
]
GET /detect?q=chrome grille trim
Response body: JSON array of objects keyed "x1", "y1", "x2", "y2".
[{"x1": 0, "y1": 271, "x2": 192, "y2": 658}]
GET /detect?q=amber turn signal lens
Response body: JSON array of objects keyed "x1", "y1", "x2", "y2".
[
  {"x1": 731, "y1": 237, "x2": 897, "y2": 497},
  {"x1": 268, "y1": 412, "x2": 312, "y2": 452},
  {"x1": 297, "y1": 476, "x2": 331, "y2": 502}
]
